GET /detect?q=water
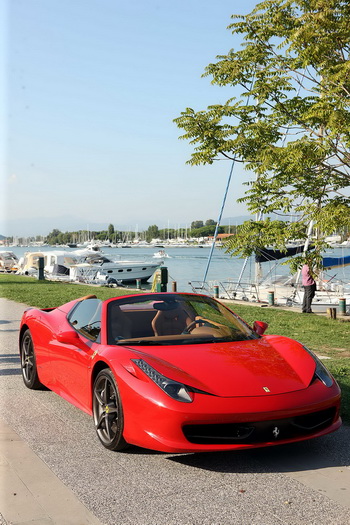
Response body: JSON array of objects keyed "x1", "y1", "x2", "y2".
[{"x1": 6, "y1": 244, "x2": 350, "y2": 293}]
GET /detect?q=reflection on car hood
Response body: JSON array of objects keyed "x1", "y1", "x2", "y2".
[{"x1": 128, "y1": 335, "x2": 316, "y2": 397}]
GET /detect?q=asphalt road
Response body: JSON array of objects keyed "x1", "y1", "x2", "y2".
[{"x1": 0, "y1": 297, "x2": 350, "y2": 525}]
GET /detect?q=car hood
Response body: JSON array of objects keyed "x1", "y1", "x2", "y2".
[{"x1": 129, "y1": 335, "x2": 316, "y2": 397}]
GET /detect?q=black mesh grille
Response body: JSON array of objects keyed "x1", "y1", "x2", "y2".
[{"x1": 183, "y1": 407, "x2": 336, "y2": 445}]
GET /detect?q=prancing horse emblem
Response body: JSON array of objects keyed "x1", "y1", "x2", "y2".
[
  {"x1": 263, "y1": 386, "x2": 270, "y2": 392},
  {"x1": 272, "y1": 426, "x2": 280, "y2": 438}
]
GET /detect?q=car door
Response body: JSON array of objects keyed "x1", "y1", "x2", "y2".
[{"x1": 49, "y1": 299, "x2": 102, "y2": 413}]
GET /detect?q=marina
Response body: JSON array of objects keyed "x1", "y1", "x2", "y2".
[{"x1": 3, "y1": 244, "x2": 350, "y2": 312}]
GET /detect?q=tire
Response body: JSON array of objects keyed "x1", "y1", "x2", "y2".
[
  {"x1": 92, "y1": 369, "x2": 129, "y2": 451},
  {"x1": 20, "y1": 329, "x2": 44, "y2": 390}
]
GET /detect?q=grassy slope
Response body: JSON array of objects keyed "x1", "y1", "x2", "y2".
[{"x1": 1, "y1": 274, "x2": 349, "y2": 422}]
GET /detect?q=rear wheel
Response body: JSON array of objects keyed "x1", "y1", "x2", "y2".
[
  {"x1": 92, "y1": 369, "x2": 129, "y2": 451},
  {"x1": 20, "y1": 329, "x2": 44, "y2": 389}
]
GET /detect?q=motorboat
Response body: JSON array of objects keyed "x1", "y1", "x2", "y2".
[
  {"x1": 153, "y1": 250, "x2": 170, "y2": 259},
  {"x1": 16, "y1": 252, "x2": 42, "y2": 275},
  {"x1": 70, "y1": 251, "x2": 160, "y2": 283},
  {"x1": 70, "y1": 259, "x2": 160, "y2": 284},
  {"x1": 17, "y1": 251, "x2": 81, "y2": 277},
  {"x1": 0, "y1": 251, "x2": 19, "y2": 272},
  {"x1": 16, "y1": 249, "x2": 160, "y2": 284}
]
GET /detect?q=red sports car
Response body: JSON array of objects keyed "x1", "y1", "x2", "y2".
[{"x1": 19, "y1": 292, "x2": 341, "y2": 453}]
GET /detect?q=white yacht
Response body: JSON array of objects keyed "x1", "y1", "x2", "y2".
[{"x1": 17, "y1": 249, "x2": 160, "y2": 284}]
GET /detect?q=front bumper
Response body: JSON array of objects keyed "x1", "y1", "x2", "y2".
[{"x1": 119, "y1": 372, "x2": 341, "y2": 453}]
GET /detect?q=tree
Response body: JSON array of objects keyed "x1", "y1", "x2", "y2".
[
  {"x1": 145, "y1": 224, "x2": 160, "y2": 242},
  {"x1": 46, "y1": 229, "x2": 62, "y2": 245},
  {"x1": 175, "y1": 0, "x2": 350, "y2": 269},
  {"x1": 190, "y1": 225, "x2": 224, "y2": 237},
  {"x1": 108, "y1": 224, "x2": 115, "y2": 241},
  {"x1": 191, "y1": 220, "x2": 204, "y2": 229}
]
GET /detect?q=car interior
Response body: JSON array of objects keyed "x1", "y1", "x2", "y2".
[{"x1": 106, "y1": 295, "x2": 255, "y2": 345}]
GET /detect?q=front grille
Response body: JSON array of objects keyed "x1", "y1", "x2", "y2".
[{"x1": 183, "y1": 407, "x2": 336, "y2": 445}]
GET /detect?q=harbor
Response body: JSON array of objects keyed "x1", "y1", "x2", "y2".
[{"x1": 2, "y1": 243, "x2": 350, "y2": 313}]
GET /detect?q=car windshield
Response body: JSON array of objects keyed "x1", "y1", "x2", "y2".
[{"x1": 107, "y1": 293, "x2": 258, "y2": 345}]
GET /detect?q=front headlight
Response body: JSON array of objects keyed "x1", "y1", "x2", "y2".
[
  {"x1": 314, "y1": 359, "x2": 334, "y2": 387},
  {"x1": 132, "y1": 359, "x2": 193, "y2": 403},
  {"x1": 303, "y1": 346, "x2": 334, "y2": 387}
]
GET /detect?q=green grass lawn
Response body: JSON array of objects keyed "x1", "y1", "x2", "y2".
[
  {"x1": 0, "y1": 273, "x2": 137, "y2": 307},
  {"x1": 1, "y1": 274, "x2": 349, "y2": 423}
]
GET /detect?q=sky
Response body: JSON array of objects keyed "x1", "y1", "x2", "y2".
[{"x1": 1, "y1": 0, "x2": 260, "y2": 237}]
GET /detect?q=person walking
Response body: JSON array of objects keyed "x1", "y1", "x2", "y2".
[{"x1": 301, "y1": 264, "x2": 317, "y2": 313}]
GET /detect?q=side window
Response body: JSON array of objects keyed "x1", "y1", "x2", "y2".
[{"x1": 68, "y1": 299, "x2": 102, "y2": 342}]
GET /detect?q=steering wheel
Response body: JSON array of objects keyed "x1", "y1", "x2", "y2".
[{"x1": 182, "y1": 319, "x2": 214, "y2": 334}]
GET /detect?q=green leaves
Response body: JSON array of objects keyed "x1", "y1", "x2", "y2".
[
  {"x1": 222, "y1": 218, "x2": 306, "y2": 259},
  {"x1": 175, "y1": 0, "x2": 350, "y2": 261}
]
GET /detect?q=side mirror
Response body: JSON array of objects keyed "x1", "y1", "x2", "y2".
[
  {"x1": 57, "y1": 330, "x2": 81, "y2": 346},
  {"x1": 253, "y1": 321, "x2": 268, "y2": 336}
]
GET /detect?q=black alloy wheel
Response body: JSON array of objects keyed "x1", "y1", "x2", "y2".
[
  {"x1": 92, "y1": 369, "x2": 129, "y2": 451},
  {"x1": 20, "y1": 329, "x2": 43, "y2": 389}
]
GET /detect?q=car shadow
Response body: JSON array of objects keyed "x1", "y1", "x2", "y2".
[
  {"x1": 165, "y1": 427, "x2": 350, "y2": 474},
  {"x1": 122, "y1": 425, "x2": 350, "y2": 474},
  {"x1": 0, "y1": 320, "x2": 20, "y2": 332}
]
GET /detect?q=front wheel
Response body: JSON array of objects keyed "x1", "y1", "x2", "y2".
[
  {"x1": 92, "y1": 369, "x2": 129, "y2": 451},
  {"x1": 20, "y1": 329, "x2": 44, "y2": 389}
]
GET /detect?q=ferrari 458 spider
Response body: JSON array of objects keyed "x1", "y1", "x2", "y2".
[{"x1": 19, "y1": 292, "x2": 341, "y2": 453}]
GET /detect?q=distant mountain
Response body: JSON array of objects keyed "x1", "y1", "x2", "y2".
[
  {"x1": 1, "y1": 215, "x2": 168, "y2": 237},
  {"x1": 2, "y1": 216, "x2": 114, "y2": 237}
]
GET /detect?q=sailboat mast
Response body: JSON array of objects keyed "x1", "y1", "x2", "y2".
[
  {"x1": 255, "y1": 209, "x2": 263, "y2": 285},
  {"x1": 202, "y1": 159, "x2": 236, "y2": 286}
]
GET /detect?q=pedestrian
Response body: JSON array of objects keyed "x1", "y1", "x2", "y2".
[{"x1": 301, "y1": 264, "x2": 316, "y2": 313}]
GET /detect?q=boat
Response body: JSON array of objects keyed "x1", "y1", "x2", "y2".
[
  {"x1": 17, "y1": 251, "x2": 82, "y2": 277},
  {"x1": 153, "y1": 250, "x2": 170, "y2": 259},
  {"x1": 252, "y1": 249, "x2": 350, "y2": 310},
  {"x1": 16, "y1": 249, "x2": 160, "y2": 284},
  {"x1": 70, "y1": 256, "x2": 160, "y2": 284},
  {"x1": 190, "y1": 250, "x2": 350, "y2": 312},
  {"x1": 0, "y1": 251, "x2": 19, "y2": 272}
]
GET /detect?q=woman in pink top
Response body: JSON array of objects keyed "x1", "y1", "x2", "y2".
[{"x1": 301, "y1": 264, "x2": 316, "y2": 313}]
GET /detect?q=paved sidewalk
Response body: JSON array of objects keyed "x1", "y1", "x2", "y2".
[{"x1": 0, "y1": 419, "x2": 103, "y2": 525}]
